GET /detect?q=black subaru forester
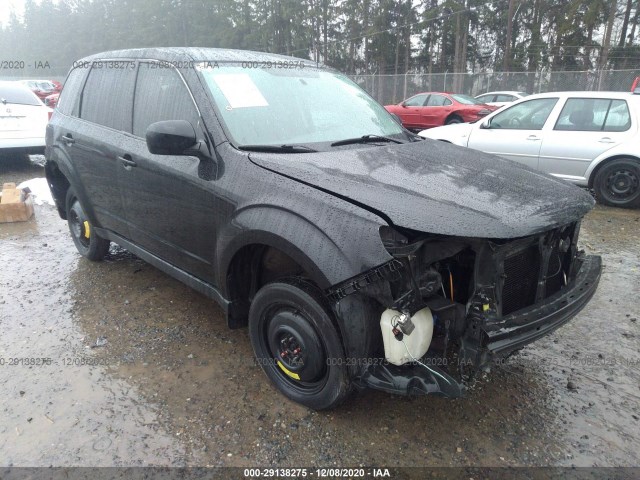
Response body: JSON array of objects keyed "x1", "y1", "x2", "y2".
[{"x1": 46, "y1": 48, "x2": 601, "y2": 409}]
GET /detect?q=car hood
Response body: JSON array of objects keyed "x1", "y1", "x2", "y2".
[
  {"x1": 419, "y1": 122, "x2": 473, "y2": 141},
  {"x1": 248, "y1": 140, "x2": 595, "y2": 239}
]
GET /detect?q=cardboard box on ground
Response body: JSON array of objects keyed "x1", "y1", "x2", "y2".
[{"x1": 0, "y1": 183, "x2": 34, "y2": 223}]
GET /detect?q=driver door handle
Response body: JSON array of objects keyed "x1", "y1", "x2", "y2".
[
  {"x1": 118, "y1": 155, "x2": 137, "y2": 170},
  {"x1": 526, "y1": 135, "x2": 541, "y2": 141},
  {"x1": 62, "y1": 134, "x2": 75, "y2": 145}
]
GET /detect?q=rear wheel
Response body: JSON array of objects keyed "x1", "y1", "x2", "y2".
[
  {"x1": 445, "y1": 116, "x2": 462, "y2": 125},
  {"x1": 65, "y1": 188, "x2": 110, "y2": 260},
  {"x1": 593, "y1": 158, "x2": 640, "y2": 208},
  {"x1": 248, "y1": 279, "x2": 351, "y2": 410}
]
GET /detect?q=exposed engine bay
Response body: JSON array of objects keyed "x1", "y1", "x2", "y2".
[{"x1": 328, "y1": 221, "x2": 602, "y2": 398}]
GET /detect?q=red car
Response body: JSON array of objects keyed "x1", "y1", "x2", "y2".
[
  {"x1": 18, "y1": 79, "x2": 61, "y2": 101},
  {"x1": 385, "y1": 92, "x2": 498, "y2": 131},
  {"x1": 44, "y1": 92, "x2": 60, "y2": 108}
]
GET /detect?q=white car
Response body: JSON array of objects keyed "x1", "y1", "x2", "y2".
[
  {"x1": 419, "y1": 91, "x2": 640, "y2": 208},
  {"x1": 0, "y1": 81, "x2": 51, "y2": 156},
  {"x1": 475, "y1": 91, "x2": 529, "y2": 107}
]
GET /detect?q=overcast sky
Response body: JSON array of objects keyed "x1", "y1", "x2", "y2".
[{"x1": 0, "y1": 0, "x2": 24, "y2": 26}]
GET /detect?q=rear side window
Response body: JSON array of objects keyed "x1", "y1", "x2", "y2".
[
  {"x1": 427, "y1": 94, "x2": 451, "y2": 107},
  {"x1": 476, "y1": 95, "x2": 494, "y2": 103},
  {"x1": 495, "y1": 94, "x2": 515, "y2": 102},
  {"x1": 132, "y1": 63, "x2": 199, "y2": 138},
  {"x1": 555, "y1": 98, "x2": 631, "y2": 132},
  {"x1": 0, "y1": 84, "x2": 40, "y2": 106},
  {"x1": 57, "y1": 67, "x2": 86, "y2": 116},
  {"x1": 80, "y1": 62, "x2": 136, "y2": 132}
]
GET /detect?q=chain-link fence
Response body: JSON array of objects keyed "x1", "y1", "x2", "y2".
[
  {"x1": 3, "y1": 67, "x2": 638, "y2": 107},
  {"x1": 351, "y1": 69, "x2": 640, "y2": 105}
]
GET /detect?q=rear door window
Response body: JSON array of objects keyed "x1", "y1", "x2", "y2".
[
  {"x1": 495, "y1": 94, "x2": 515, "y2": 102},
  {"x1": 132, "y1": 63, "x2": 200, "y2": 138},
  {"x1": 476, "y1": 95, "x2": 494, "y2": 103},
  {"x1": 80, "y1": 62, "x2": 136, "y2": 132},
  {"x1": 554, "y1": 98, "x2": 631, "y2": 132},
  {"x1": 555, "y1": 98, "x2": 631, "y2": 132}
]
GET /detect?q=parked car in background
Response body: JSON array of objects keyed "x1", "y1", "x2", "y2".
[
  {"x1": 45, "y1": 48, "x2": 601, "y2": 410},
  {"x1": 385, "y1": 92, "x2": 498, "y2": 131},
  {"x1": 419, "y1": 91, "x2": 640, "y2": 208},
  {"x1": 475, "y1": 91, "x2": 529, "y2": 107},
  {"x1": 44, "y1": 92, "x2": 59, "y2": 108},
  {"x1": 0, "y1": 81, "x2": 51, "y2": 155},
  {"x1": 18, "y1": 79, "x2": 60, "y2": 100}
]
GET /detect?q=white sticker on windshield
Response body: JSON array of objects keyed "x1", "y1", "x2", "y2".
[{"x1": 212, "y1": 73, "x2": 269, "y2": 109}]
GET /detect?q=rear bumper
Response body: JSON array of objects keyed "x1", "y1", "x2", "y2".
[{"x1": 482, "y1": 254, "x2": 602, "y2": 356}]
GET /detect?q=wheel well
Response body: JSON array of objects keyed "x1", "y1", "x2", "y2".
[
  {"x1": 588, "y1": 155, "x2": 640, "y2": 188},
  {"x1": 226, "y1": 244, "x2": 309, "y2": 328},
  {"x1": 44, "y1": 161, "x2": 70, "y2": 219},
  {"x1": 445, "y1": 113, "x2": 462, "y2": 123}
]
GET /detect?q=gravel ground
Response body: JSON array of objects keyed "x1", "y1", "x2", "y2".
[{"x1": 1, "y1": 155, "x2": 639, "y2": 468}]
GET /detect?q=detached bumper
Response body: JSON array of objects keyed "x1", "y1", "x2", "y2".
[{"x1": 483, "y1": 254, "x2": 602, "y2": 356}]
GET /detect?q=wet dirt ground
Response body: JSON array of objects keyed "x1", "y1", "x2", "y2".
[{"x1": 1, "y1": 155, "x2": 639, "y2": 468}]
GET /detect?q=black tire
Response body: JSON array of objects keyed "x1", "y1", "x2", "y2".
[
  {"x1": 593, "y1": 158, "x2": 640, "y2": 208},
  {"x1": 65, "y1": 188, "x2": 110, "y2": 260},
  {"x1": 248, "y1": 278, "x2": 351, "y2": 410},
  {"x1": 445, "y1": 116, "x2": 462, "y2": 125}
]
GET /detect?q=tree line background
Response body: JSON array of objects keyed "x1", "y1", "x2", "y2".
[{"x1": 1, "y1": 0, "x2": 638, "y2": 89}]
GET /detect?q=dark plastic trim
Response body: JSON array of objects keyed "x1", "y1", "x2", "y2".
[{"x1": 483, "y1": 254, "x2": 602, "y2": 355}]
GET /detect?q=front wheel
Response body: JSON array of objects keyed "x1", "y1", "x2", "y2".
[
  {"x1": 65, "y1": 188, "x2": 111, "y2": 260},
  {"x1": 248, "y1": 279, "x2": 351, "y2": 410},
  {"x1": 593, "y1": 158, "x2": 640, "y2": 208}
]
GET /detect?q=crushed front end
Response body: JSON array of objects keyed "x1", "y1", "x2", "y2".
[{"x1": 328, "y1": 221, "x2": 602, "y2": 398}]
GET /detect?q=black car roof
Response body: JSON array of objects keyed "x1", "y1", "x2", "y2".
[{"x1": 78, "y1": 47, "x2": 322, "y2": 66}]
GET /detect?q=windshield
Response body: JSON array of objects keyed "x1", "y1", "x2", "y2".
[
  {"x1": 451, "y1": 94, "x2": 483, "y2": 105},
  {"x1": 199, "y1": 64, "x2": 403, "y2": 147}
]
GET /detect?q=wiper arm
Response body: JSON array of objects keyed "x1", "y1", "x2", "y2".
[
  {"x1": 238, "y1": 144, "x2": 317, "y2": 153},
  {"x1": 330, "y1": 134, "x2": 405, "y2": 147}
]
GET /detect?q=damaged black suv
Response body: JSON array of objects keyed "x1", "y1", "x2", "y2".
[{"x1": 46, "y1": 48, "x2": 602, "y2": 409}]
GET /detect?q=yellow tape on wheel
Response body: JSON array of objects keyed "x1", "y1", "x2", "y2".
[
  {"x1": 277, "y1": 360, "x2": 300, "y2": 380},
  {"x1": 83, "y1": 221, "x2": 91, "y2": 239}
]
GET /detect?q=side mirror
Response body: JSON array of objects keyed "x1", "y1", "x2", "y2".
[
  {"x1": 400, "y1": 102, "x2": 407, "y2": 108},
  {"x1": 146, "y1": 120, "x2": 197, "y2": 155},
  {"x1": 480, "y1": 119, "x2": 490, "y2": 129}
]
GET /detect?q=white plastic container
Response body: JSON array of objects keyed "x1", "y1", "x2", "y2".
[{"x1": 380, "y1": 307, "x2": 434, "y2": 366}]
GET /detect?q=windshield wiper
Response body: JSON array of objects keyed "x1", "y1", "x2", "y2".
[
  {"x1": 330, "y1": 134, "x2": 405, "y2": 147},
  {"x1": 238, "y1": 144, "x2": 317, "y2": 153}
]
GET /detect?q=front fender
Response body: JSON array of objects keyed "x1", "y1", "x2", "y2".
[{"x1": 215, "y1": 204, "x2": 392, "y2": 297}]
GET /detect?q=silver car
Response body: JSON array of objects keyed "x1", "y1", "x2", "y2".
[
  {"x1": 419, "y1": 91, "x2": 640, "y2": 208},
  {"x1": 475, "y1": 90, "x2": 530, "y2": 107}
]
